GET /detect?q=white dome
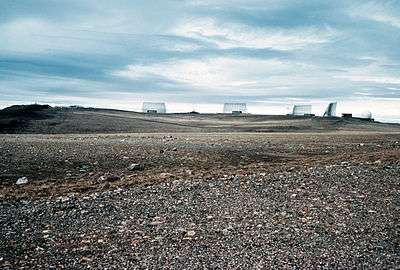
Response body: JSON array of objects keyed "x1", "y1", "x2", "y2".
[{"x1": 360, "y1": 110, "x2": 372, "y2": 119}]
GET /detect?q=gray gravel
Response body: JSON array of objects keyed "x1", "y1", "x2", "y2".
[{"x1": 1, "y1": 161, "x2": 399, "y2": 269}]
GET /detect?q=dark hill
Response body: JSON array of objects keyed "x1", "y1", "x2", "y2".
[
  {"x1": 0, "y1": 104, "x2": 55, "y2": 132},
  {"x1": 0, "y1": 104, "x2": 52, "y2": 117}
]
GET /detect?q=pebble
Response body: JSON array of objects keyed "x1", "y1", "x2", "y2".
[
  {"x1": 128, "y1": 163, "x2": 144, "y2": 171},
  {"x1": 98, "y1": 174, "x2": 120, "y2": 182},
  {"x1": 16, "y1": 177, "x2": 28, "y2": 185},
  {"x1": 186, "y1": 230, "x2": 196, "y2": 237}
]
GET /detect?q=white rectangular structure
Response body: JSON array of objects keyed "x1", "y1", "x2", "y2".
[
  {"x1": 142, "y1": 102, "x2": 166, "y2": 113},
  {"x1": 223, "y1": 103, "x2": 247, "y2": 114},
  {"x1": 292, "y1": 105, "x2": 312, "y2": 115}
]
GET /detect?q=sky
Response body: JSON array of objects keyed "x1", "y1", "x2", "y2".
[{"x1": 0, "y1": 0, "x2": 399, "y2": 122}]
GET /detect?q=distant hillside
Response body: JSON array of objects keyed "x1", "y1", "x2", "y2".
[
  {"x1": 0, "y1": 104, "x2": 52, "y2": 117},
  {"x1": 0, "y1": 104, "x2": 399, "y2": 134},
  {"x1": 0, "y1": 104, "x2": 55, "y2": 132}
]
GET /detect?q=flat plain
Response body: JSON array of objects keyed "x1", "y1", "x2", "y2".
[{"x1": 1, "y1": 107, "x2": 400, "y2": 269}]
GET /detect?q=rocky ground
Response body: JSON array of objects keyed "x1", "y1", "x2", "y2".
[{"x1": 1, "y1": 132, "x2": 400, "y2": 269}]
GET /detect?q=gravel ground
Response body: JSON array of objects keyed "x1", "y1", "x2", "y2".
[{"x1": 1, "y1": 132, "x2": 400, "y2": 269}]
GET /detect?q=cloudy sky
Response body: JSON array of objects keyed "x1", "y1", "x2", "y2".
[{"x1": 0, "y1": 0, "x2": 399, "y2": 122}]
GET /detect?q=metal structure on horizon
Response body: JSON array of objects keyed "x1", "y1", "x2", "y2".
[
  {"x1": 292, "y1": 105, "x2": 312, "y2": 116},
  {"x1": 142, "y1": 102, "x2": 166, "y2": 113},
  {"x1": 323, "y1": 102, "x2": 337, "y2": 117},
  {"x1": 223, "y1": 103, "x2": 247, "y2": 114}
]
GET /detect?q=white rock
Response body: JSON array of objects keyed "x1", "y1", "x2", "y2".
[
  {"x1": 128, "y1": 163, "x2": 144, "y2": 171},
  {"x1": 16, "y1": 177, "x2": 28, "y2": 185},
  {"x1": 186, "y1": 230, "x2": 196, "y2": 237}
]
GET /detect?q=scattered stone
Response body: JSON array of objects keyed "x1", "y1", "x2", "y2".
[
  {"x1": 159, "y1": 173, "x2": 174, "y2": 179},
  {"x1": 16, "y1": 177, "x2": 28, "y2": 185},
  {"x1": 149, "y1": 217, "x2": 166, "y2": 226},
  {"x1": 98, "y1": 174, "x2": 120, "y2": 182},
  {"x1": 222, "y1": 228, "x2": 230, "y2": 235},
  {"x1": 57, "y1": 196, "x2": 70, "y2": 203},
  {"x1": 185, "y1": 230, "x2": 196, "y2": 237},
  {"x1": 1, "y1": 131, "x2": 399, "y2": 268},
  {"x1": 128, "y1": 163, "x2": 144, "y2": 171}
]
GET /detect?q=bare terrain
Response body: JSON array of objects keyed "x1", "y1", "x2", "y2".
[
  {"x1": 1, "y1": 105, "x2": 400, "y2": 269},
  {"x1": 1, "y1": 105, "x2": 399, "y2": 134}
]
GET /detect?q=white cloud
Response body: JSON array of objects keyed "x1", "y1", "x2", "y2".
[
  {"x1": 113, "y1": 57, "x2": 324, "y2": 93},
  {"x1": 160, "y1": 42, "x2": 203, "y2": 52},
  {"x1": 336, "y1": 75, "x2": 400, "y2": 84},
  {"x1": 349, "y1": 1, "x2": 400, "y2": 28},
  {"x1": 335, "y1": 59, "x2": 400, "y2": 85},
  {"x1": 0, "y1": 18, "x2": 122, "y2": 54},
  {"x1": 0, "y1": 19, "x2": 53, "y2": 53},
  {"x1": 367, "y1": 13, "x2": 400, "y2": 28},
  {"x1": 170, "y1": 18, "x2": 337, "y2": 50}
]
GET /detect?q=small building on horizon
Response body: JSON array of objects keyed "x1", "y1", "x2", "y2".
[
  {"x1": 342, "y1": 111, "x2": 374, "y2": 121},
  {"x1": 142, "y1": 102, "x2": 166, "y2": 113},
  {"x1": 223, "y1": 103, "x2": 247, "y2": 114},
  {"x1": 291, "y1": 104, "x2": 312, "y2": 116}
]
